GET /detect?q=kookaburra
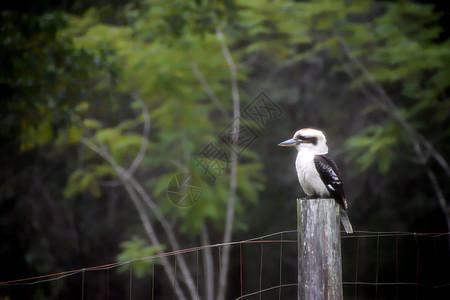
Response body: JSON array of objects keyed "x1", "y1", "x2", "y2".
[{"x1": 278, "y1": 128, "x2": 353, "y2": 233}]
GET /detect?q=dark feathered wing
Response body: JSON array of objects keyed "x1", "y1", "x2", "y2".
[
  {"x1": 314, "y1": 155, "x2": 347, "y2": 209},
  {"x1": 314, "y1": 154, "x2": 353, "y2": 233}
]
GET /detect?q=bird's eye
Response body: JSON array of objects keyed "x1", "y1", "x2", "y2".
[
  {"x1": 310, "y1": 137, "x2": 318, "y2": 145},
  {"x1": 303, "y1": 137, "x2": 318, "y2": 145}
]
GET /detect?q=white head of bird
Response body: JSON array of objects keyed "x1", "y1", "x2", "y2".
[{"x1": 278, "y1": 128, "x2": 328, "y2": 155}]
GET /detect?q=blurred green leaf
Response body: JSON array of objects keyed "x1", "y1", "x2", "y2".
[{"x1": 116, "y1": 236, "x2": 164, "y2": 278}]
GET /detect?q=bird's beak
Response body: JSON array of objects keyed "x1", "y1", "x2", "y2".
[{"x1": 278, "y1": 138, "x2": 302, "y2": 147}]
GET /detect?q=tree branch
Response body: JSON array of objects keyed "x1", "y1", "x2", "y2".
[
  {"x1": 79, "y1": 136, "x2": 199, "y2": 299},
  {"x1": 335, "y1": 35, "x2": 450, "y2": 234},
  {"x1": 191, "y1": 60, "x2": 231, "y2": 119},
  {"x1": 81, "y1": 95, "x2": 199, "y2": 298},
  {"x1": 126, "y1": 93, "x2": 151, "y2": 177},
  {"x1": 201, "y1": 225, "x2": 214, "y2": 300},
  {"x1": 97, "y1": 93, "x2": 151, "y2": 187},
  {"x1": 79, "y1": 137, "x2": 188, "y2": 300},
  {"x1": 425, "y1": 166, "x2": 450, "y2": 249},
  {"x1": 216, "y1": 26, "x2": 240, "y2": 300},
  {"x1": 336, "y1": 36, "x2": 449, "y2": 178},
  {"x1": 121, "y1": 181, "x2": 187, "y2": 300}
]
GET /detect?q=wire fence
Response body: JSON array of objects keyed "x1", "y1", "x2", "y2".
[{"x1": 1, "y1": 230, "x2": 449, "y2": 299}]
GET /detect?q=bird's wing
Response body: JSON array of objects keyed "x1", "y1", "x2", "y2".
[{"x1": 314, "y1": 154, "x2": 347, "y2": 210}]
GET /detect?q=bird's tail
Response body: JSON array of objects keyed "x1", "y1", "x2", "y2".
[{"x1": 340, "y1": 209, "x2": 353, "y2": 234}]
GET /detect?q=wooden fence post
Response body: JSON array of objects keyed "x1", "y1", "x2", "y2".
[{"x1": 297, "y1": 198, "x2": 343, "y2": 300}]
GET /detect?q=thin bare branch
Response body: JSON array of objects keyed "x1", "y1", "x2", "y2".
[
  {"x1": 201, "y1": 226, "x2": 215, "y2": 300},
  {"x1": 216, "y1": 26, "x2": 240, "y2": 300},
  {"x1": 79, "y1": 136, "x2": 199, "y2": 300},
  {"x1": 336, "y1": 36, "x2": 449, "y2": 178},
  {"x1": 97, "y1": 93, "x2": 151, "y2": 187},
  {"x1": 335, "y1": 35, "x2": 449, "y2": 234},
  {"x1": 125, "y1": 172, "x2": 199, "y2": 299},
  {"x1": 426, "y1": 166, "x2": 450, "y2": 247},
  {"x1": 191, "y1": 60, "x2": 230, "y2": 119},
  {"x1": 79, "y1": 137, "x2": 188, "y2": 300},
  {"x1": 126, "y1": 93, "x2": 151, "y2": 177},
  {"x1": 121, "y1": 182, "x2": 187, "y2": 300}
]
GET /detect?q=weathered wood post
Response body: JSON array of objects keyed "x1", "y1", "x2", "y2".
[{"x1": 297, "y1": 198, "x2": 343, "y2": 300}]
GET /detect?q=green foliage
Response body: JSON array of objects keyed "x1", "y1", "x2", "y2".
[
  {"x1": 116, "y1": 236, "x2": 164, "y2": 278},
  {"x1": 0, "y1": 11, "x2": 119, "y2": 149},
  {"x1": 58, "y1": 2, "x2": 268, "y2": 236},
  {"x1": 121, "y1": 0, "x2": 237, "y2": 38},
  {"x1": 345, "y1": 124, "x2": 404, "y2": 174},
  {"x1": 64, "y1": 164, "x2": 115, "y2": 198},
  {"x1": 252, "y1": 0, "x2": 450, "y2": 175}
]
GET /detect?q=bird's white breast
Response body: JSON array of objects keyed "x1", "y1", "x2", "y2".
[{"x1": 295, "y1": 150, "x2": 330, "y2": 197}]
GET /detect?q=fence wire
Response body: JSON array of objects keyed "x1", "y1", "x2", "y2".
[{"x1": 1, "y1": 230, "x2": 449, "y2": 300}]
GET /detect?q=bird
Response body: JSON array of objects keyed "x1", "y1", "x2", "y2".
[{"x1": 278, "y1": 128, "x2": 353, "y2": 233}]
